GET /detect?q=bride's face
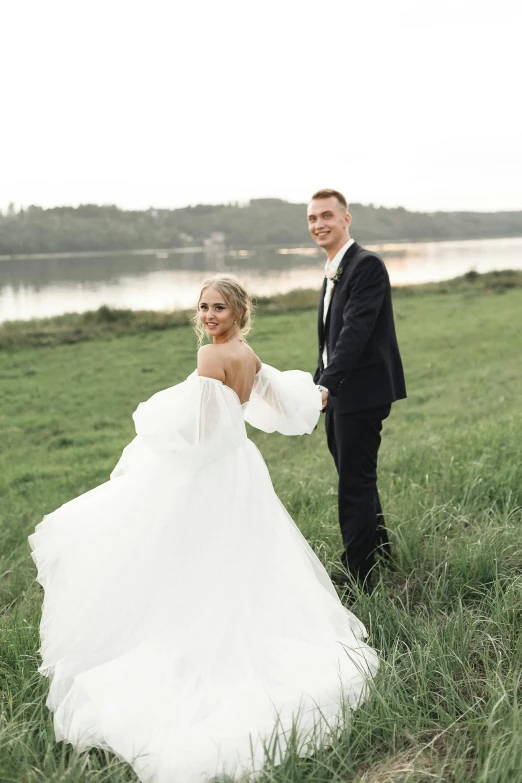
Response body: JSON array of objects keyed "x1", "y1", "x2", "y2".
[{"x1": 198, "y1": 286, "x2": 236, "y2": 341}]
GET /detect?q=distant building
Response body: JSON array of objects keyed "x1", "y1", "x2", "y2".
[
  {"x1": 203, "y1": 232, "x2": 226, "y2": 249},
  {"x1": 203, "y1": 232, "x2": 226, "y2": 270}
]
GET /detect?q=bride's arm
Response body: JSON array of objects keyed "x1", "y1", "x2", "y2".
[
  {"x1": 113, "y1": 364, "x2": 246, "y2": 476},
  {"x1": 245, "y1": 364, "x2": 322, "y2": 436}
]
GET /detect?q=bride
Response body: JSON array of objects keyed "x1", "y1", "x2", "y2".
[{"x1": 29, "y1": 275, "x2": 379, "y2": 783}]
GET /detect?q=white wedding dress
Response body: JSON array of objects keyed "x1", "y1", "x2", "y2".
[{"x1": 29, "y1": 364, "x2": 379, "y2": 783}]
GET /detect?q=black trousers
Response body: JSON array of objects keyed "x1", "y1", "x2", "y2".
[{"x1": 325, "y1": 403, "x2": 392, "y2": 586}]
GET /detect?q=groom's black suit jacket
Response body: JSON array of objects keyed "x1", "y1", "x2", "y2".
[{"x1": 314, "y1": 241, "x2": 406, "y2": 414}]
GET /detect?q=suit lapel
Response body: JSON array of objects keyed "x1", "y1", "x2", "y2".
[
  {"x1": 324, "y1": 285, "x2": 333, "y2": 336},
  {"x1": 335, "y1": 241, "x2": 358, "y2": 284},
  {"x1": 318, "y1": 277, "x2": 327, "y2": 348},
  {"x1": 320, "y1": 242, "x2": 359, "y2": 352},
  {"x1": 328, "y1": 242, "x2": 359, "y2": 315}
]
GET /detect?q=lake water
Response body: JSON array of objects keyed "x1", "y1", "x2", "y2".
[{"x1": 1, "y1": 236, "x2": 521, "y2": 323}]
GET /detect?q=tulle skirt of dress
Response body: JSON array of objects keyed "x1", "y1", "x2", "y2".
[{"x1": 30, "y1": 438, "x2": 378, "y2": 783}]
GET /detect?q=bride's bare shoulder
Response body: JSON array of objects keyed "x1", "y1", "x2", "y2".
[
  {"x1": 245, "y1": 344, "x2": 262, "y2": 373},
  {"x1": 197, "y1": 344, "x2": 226, "y2": 382}
]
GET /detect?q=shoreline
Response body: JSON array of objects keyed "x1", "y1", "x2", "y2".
[{"x1": 1, "y1": 269, "x2": 521, "y2": 349}]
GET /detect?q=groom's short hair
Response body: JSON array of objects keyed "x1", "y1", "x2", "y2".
[{"x1": 310, "y1": 189, "x2": 348, "y2": 210}]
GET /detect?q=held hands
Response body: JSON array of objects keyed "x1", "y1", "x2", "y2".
[{"x1": 316, "y1": 385, "x2": 329, "y2": 410}]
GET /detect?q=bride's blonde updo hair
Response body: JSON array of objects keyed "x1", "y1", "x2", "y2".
[{"x1": 193, "y1": 274, "x2": 255, "y2": 346}]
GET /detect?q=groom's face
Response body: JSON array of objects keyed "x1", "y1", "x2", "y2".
[{"x1": 307, "y1": 197, "x2": 351, "y2": 255}]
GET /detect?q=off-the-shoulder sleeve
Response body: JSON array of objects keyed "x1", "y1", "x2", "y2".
[
  {"x1": 111, "y1": 372, "x2": 246, "y2": 478},
  {"x1": 244, "y1": 364, "x2": 322, "y2": 435}
]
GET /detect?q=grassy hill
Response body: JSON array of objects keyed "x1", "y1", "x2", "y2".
[{"x1": 1, "y1": 279, "x2": 521, "y2": 781}]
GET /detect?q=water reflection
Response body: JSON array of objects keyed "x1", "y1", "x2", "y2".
[{"x1": 1, "y1": 237, "x2": 521, "y2": 323}]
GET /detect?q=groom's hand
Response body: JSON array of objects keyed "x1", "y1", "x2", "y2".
[{"x1": 316, "y1": 385, "x2": 329, "y2": 410}]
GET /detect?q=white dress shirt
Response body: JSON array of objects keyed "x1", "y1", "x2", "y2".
[{"x1": 322, "y1": 237, "x2": 354, "y2": 368}]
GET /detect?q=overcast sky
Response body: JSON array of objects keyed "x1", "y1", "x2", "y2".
[{"x1": 2, "y1": 0, "x2": 520, "y2": 213}]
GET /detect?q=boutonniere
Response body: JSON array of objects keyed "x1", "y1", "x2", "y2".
[
  {"x1": 332, "y1": 263, "x2": 345, "y2": 285},
  {"x1": 325, "y1": 259, "x2": 347, "y2": 286}
]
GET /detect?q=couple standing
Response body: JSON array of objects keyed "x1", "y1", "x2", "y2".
[{"x1": 29, "y1": 189, "x2": 405, "y2": 783}]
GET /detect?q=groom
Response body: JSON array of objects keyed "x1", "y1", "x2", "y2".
[{"x1": 309, "y1": 189, "x2": 406, "y2": 590}]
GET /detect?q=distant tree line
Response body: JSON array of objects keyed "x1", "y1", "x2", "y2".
[{"x1": 1, "y1": 199, "x2": 522, "y2": 255}]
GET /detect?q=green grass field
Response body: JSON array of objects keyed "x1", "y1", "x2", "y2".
[{"x1": 1, "y1": 280, "x2": 522, "y2": 782}]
